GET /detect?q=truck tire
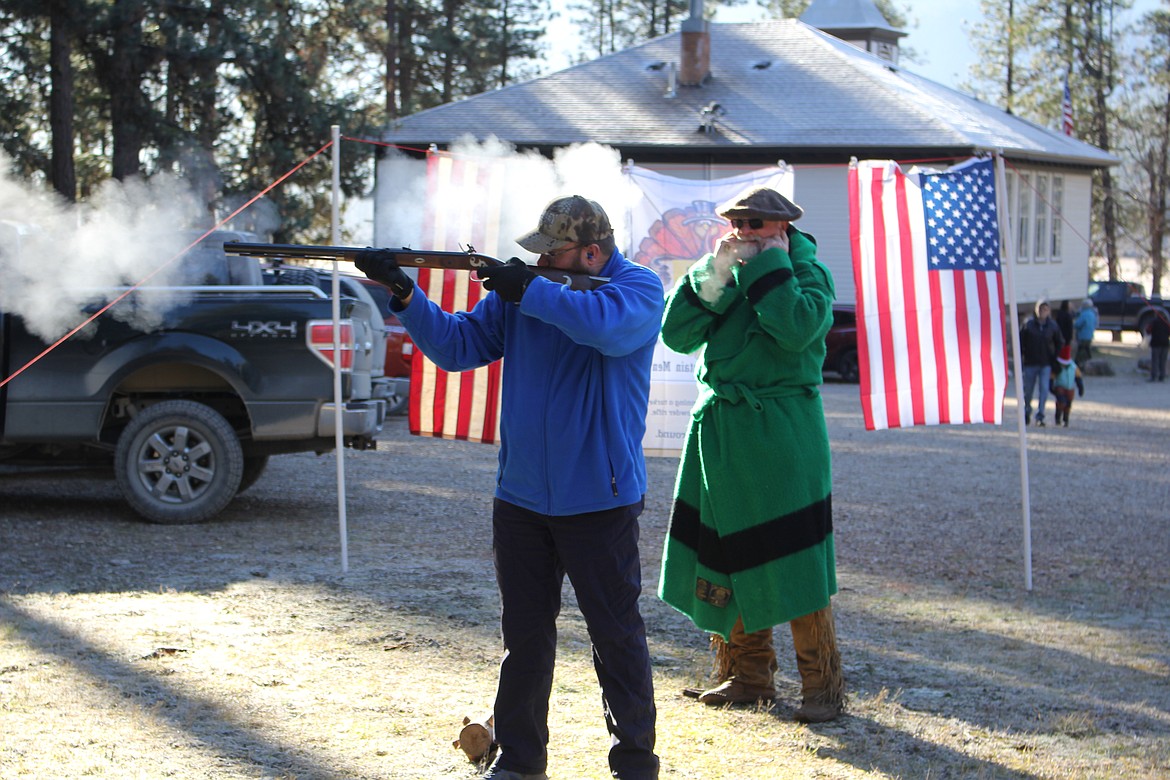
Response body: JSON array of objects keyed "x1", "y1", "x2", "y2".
[
  {"x1": 385, "y1": 389, "x2": 408, "y2": 416},
  {"x1": 115, "y1": 400, "x2": 244, "y2": 524},
  {"x1": 838, "y1": 349, "x2": 860, "y2": 383}
]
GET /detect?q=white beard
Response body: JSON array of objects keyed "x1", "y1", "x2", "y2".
[{"x1": 699, "y1": 240, "x2": 750, "y2": 304}]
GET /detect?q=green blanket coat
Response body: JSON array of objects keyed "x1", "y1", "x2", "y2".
[{"x1": 657, "y1": 228, "x2": 837, "y2": 639}]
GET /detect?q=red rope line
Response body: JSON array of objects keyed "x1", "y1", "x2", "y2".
[
  {"x1": 0, "y1": 141, "x2": 334, "y2": 390},
  {"x1": 340, "y1": 135, "x2": 432, "y2": 155}
]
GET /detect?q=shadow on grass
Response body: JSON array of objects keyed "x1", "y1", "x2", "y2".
[
  {"x1": 0, "y1": 595, "x2": 367, "y2": 780},
  {"x1": 812, "y1": 715, "x2": 1040, "y2": 780},
  {"x1": 646, "y1": 597, "x2": 1168, "y2": 777},
  {"x1": 840, "y1": 602, "x2": 1169, "y2": 729},
  {"x1": 3, "y1": 373, "x2": 1167, "y2": 777}
]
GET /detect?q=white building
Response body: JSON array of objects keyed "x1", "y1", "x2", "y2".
[{"x1": 374, "y1": 0, "x2": 1116, "y2": 306}]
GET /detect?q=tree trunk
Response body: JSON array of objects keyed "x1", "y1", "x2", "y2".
[
  {"x1": 1152, "y1": 90, "x2": 1169, "y2": 296},
  {"x1": 108, "y1": 0, "x2": 148, "y2": 180},
  {"x1": 441, "y1": 0, "x2": 457, "y2": 103},
  {"x1": 397, "y1": 1, "x2": 415, "y2": 115},
  {"x1": 1006, "y1": 0, "x2": 1015, "y2": 114},
  {"x1": 1088, "y1": 0, "x2": 1119, "y2": 281},
  {"x1": 48, "y1": 2, "x2": 76, "y2": 202},
  {"x1": 385, "y1": 0, "x2": 398, "y2": 120},
  {"x1": 498, "y1": 0, "x2": 510, "y2": 87}
]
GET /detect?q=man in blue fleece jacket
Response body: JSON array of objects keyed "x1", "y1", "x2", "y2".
[{"x1": 355, "y1": 195, "x2": 664, "y2": 780}]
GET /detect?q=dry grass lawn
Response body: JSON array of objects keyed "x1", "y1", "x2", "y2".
[{"x1": 1, "y1": 336, "x2": 1168, "y2": 779}]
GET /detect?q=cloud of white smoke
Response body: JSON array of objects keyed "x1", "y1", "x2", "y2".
[
  {"x1": 0, "y1": 155, "x2": 202, "y2": 343},
  {"x1": 372, "y1": 135, "x2": 640, "y2": 259}
]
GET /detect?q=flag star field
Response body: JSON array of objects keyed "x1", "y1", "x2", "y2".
[{"x1": 921, "y1": 160, "x2": 1000, "y2": 272}]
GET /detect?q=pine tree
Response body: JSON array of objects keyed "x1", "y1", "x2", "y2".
[{"x1": 1117, "y1": 8, "x2": 1170, "y2": 294}]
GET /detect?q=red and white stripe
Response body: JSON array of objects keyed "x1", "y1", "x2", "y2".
[
  {"x1": 409, "y1": 152, "x2": 504, "y2": 444},
  {"x1": 848, "y1": 160, "x2": 1007, "y2": 431}
]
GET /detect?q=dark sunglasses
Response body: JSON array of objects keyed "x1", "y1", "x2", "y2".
[{"x1": 730, "y1": 218, "x2": 765, "y2": 230}]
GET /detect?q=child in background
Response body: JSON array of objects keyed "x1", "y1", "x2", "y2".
[{"x1": 1052, "y1": 344, "x2": 1084, "y2": 427}]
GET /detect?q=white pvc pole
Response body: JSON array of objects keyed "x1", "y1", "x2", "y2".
[
  {"x1": 330, "y1": 125, "x2": 349, "y2": 573},
  {"x1": 996, "y1": 151, "x2": 1032, "y2": 591}
]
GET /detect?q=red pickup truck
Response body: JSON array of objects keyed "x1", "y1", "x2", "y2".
[{"x1": 823, "y1": 304, "x2": 859, "y2": 383}]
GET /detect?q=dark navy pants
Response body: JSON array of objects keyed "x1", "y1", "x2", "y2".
[{"x1": 490, "y1": 497, "x2": 659, "y2": 779}]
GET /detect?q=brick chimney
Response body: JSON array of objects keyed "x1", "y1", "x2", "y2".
[{"x1": 679, "y1": 0, "x2": 710, "y2": 86}]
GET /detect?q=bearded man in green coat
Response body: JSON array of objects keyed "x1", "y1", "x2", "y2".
[{"x1": 658, "y1": 186, "x2": 845, "y2": 723}]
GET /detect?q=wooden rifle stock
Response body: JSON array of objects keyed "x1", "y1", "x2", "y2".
[{"x1": 223, "y1": 242, "x2": 608, "y2": 292}]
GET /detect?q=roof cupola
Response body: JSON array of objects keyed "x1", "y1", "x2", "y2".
[{"x1": 799, "y1": 0, "x2": 906, "y2": 65}]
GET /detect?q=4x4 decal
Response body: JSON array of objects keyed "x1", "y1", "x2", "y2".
[{"x1": 230, "y1": 320, "x2": 298, "y2": 338}]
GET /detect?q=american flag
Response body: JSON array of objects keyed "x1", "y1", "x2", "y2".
[
  {"x1": 409, "y1": 151, "x2": 504, "y2": 444},
  {"x1": 1061, "y1": 74, "x2": 1075, "y2": 136},
  {"x1": 848, "y1": 158, "x2": 1007, "y2": 431}
]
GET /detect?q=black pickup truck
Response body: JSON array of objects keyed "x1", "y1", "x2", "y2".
[
  {"x1": 0, "y1": 230, "x2": 387, "y2": 524},
  {"x1": 1088, "y1": 280, "x2": 1170, "y2": 335}
]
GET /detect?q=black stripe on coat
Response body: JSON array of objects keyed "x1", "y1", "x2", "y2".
[
  {"x1": 746, "y1": 268, "x2": 793, "y2": 305},
  {"x1": 667, "y1": 495, "x2": 832, "y2": 575}
]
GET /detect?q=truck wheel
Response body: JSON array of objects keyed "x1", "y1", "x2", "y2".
[
  {"x1": 115, "y1": 400, "x2": 244, "y2": 524},
  {"x1": 237, "y1": 455, "x2": 270, "y2": 494},
  {"x1": 839, "y1": 349, "x2": 860, "y2": 383},
  {"x1": 385, "y1": 390, "x2": 408, "y2": 416}
]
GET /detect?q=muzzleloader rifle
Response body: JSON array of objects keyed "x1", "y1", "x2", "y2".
[{"x1": 223, "y1": 242, "x2": 609, "y2": 292}]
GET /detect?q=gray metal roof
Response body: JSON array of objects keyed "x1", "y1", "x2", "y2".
[{"x1": 379, "y1": 20, "x2": 1117, "y2": 169}]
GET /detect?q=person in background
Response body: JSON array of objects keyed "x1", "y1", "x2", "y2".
[
  {"x1": 1051, "y1": 344, "x2": 1085, "y2": 427},
  {"x1": 657, "y1": 186, "x2": 845, "y2": 724},
  {"x1": 355, "y1": 196, "x2": 664, "y2": 780},
  {"x1": 1019, "y1": 299, "x2": 1064, "y2": 427},
  {"x1": 1144, "y1": 309, "x2": 1170, "y2": 382},
  {"x1": 1073, "y1": 298, "x2": 1098, "y2": 365}
]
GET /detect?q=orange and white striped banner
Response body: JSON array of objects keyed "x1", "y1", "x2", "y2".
[{"x1": 408, "y1": 152, "x2": 505, "y2": 443}]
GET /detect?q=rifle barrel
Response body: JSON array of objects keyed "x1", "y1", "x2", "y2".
[
  {"x1": 223, "y1": 242, "x2": 609, "y2": 291},
  {"x1": 224, "y1": 242, "x2": 367, "y2": 262},
  {"x1": 224, "y1": 242, "x2": 499, "y2": 268}
]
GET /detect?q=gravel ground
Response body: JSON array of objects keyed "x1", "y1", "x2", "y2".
[{"x1": 0, "y1": 336, "x2": 1167, "y2": 779}]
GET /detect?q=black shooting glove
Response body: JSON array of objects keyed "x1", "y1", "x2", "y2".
[
  {"x1": 355, "y1": 248, "x2": 414, "y2": 300},
  {"x1": 480, "y1": 257, "x2": 536, "y2": 304}
]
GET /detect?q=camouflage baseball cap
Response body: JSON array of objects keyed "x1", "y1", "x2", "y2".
[
  {"x1": 516, "y1": 195, "x2": 614, "y2": 254},
  {"x1": 717, "y1": 187, "x2": 803, "y2": 222}
]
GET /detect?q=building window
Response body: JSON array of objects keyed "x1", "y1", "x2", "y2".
[
  {"x1": 1006, "y1": 169, "x2": 1064, "y2": 264},
  {"x1": 1017, "y1": 173, "x2": 1032, "y2": 262},
  {"x1": 1049, "y1": 176, "x2": 1063, "y2": 259},
  {"x1": 1034, "y1": 174, "x2": 1049, "y2": 262},
  {"x1": 873, "y1": 41, "x2": 898, "y2": 64}
]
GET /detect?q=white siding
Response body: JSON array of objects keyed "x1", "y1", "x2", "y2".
[
  {"x1": 1004, "y1": 167, "x2": 1092, "y2": 306},
  {"x1": 791, "y1": 166, "x2": 853, "y2": 303}
]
